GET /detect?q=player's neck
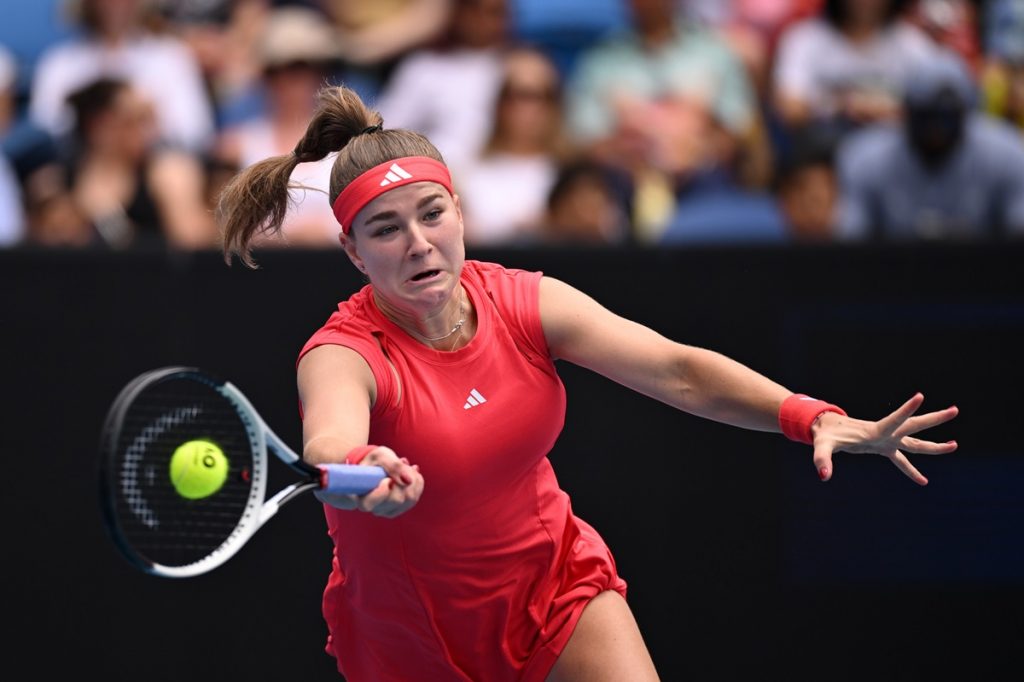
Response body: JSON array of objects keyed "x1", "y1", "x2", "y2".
[{"x1": 376, "y1": 287, "x2": 468, "y2": 348}]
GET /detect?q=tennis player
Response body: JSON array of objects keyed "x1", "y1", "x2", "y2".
[{"x1": 216, "y1": 85, "x2": 959, "y2": 682}]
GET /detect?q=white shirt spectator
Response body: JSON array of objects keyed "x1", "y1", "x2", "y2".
[
  {"x1": 29, "y1": 32, "x2": 215, "y2": 153},
  {"x1": 773, "y1": 16, "x2": 938, "y2": 122},
  {"x1": 230, "y1": 118, "x2": 340, "y2": 246},
  {"x1": 374, "y1": 47, "x2": 504, "y2": 175},
  {"x1": 456, "y1": 153, "x2": 557, "y2": 246}
]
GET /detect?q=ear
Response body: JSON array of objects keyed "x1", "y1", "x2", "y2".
[
  {"x1": 452, "y1": 193, "x2": 464, "y2": 226},
  {"x1": 339, "y1": 233, "x2": 366, "y2": 274}
]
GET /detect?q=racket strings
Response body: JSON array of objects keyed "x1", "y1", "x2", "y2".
[{"x1": 108, "y1": 375, "x2": 258, "y2": 568}]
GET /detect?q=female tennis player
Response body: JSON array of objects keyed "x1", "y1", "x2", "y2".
[{"x1": 216, "y1": 85, "x2": 959, "y2": 682}]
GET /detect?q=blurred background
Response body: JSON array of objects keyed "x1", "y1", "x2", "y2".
[{"x1": 1, "y1": 1, "x2": 1022, "y2": 680}]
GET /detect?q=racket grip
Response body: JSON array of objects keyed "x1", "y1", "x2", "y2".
[{"x1": 318, "y1": 464, "x2": 387, "y2": 495}]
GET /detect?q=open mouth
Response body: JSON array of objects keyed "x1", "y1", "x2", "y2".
[{"x1": 410, "y1": 269, "x2": 441, "y2": 282}]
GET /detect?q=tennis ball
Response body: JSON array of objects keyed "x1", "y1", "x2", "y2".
[{"x1": 169, "y1": 439, "x2": 229, "y2": 500}]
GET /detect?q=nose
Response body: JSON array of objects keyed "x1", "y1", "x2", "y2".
[{"x1": 406, "y1": 222, "x2": 433, "y2": 258}]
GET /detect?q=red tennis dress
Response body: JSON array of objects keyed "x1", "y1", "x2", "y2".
[{"x1": 298, "y1": 260, "x2": 627, "y2": 682}]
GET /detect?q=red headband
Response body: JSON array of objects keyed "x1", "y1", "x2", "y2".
[{"x1": 332, "y1": 156, "x2": 454, "y2": 234}]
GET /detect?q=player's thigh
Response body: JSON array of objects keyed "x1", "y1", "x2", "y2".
[{"x1": 546, "y1": 590, "x2": 660, "y2": 682}]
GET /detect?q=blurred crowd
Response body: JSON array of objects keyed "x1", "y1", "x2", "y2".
[{"x1": 1, "y1": 0, "x2": 1024, "y2": 253}]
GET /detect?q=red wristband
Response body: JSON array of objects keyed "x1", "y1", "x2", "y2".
[
  {"x1": 344, "y1": 444, "x2": 378, "y2": 465},
  {"x1": 778, "y1": 394, "x2": 847, "y2": 444}
]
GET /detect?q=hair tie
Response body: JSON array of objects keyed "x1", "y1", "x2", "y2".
[{"x1": 359, "y1": 123, "x2": 383, "y2": 136}]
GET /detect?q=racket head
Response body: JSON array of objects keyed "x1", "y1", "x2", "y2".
[{"x1": 98, "y1": 366, "x2": 269, "y2": 578}]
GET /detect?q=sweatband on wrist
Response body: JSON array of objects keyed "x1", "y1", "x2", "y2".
[
  {"x1": 344, "y1": 444, "x2": 378, "y2": 465},
  {"x1": 778, "y1": 394, "x2": 847, "y2": 444},
  {"x1": 332, "y1": 156, "x2": 454, "y2": 234}
]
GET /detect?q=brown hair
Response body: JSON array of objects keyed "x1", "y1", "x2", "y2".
[
  {"x1": 481, "y1": 45, "x2": 572, "y2": 162},
  {"x1": 66, "y1": 76, "x2": 129, "y2": 138},
  {"x1": 217, "y1": 85, "x2": 444, "y2": 267}
]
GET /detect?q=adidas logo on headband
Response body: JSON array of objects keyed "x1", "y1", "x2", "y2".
[
  {"x1": 333, "y1": 156, "x2": 455, "y2": 233},
  {"x1": 379, "y1": 163, "x2": 413, "y2": 187}
]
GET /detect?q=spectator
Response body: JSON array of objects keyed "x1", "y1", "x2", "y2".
[
  {"x1": 835, "y1": 49, "x2": 1024, "y2": 241},
  {"x1": 211, "y1": 5, "x2": 344, "y2": 249},
  {"x1": 148, "y1": 0, "x2": 272, "y2": 128},
  {"x1": 771, "y1": 0, "x2": 938, "y2": 137},
  {"x1": 456, "y1": 45, "x2": 571, "y2": 247},
  {"x1": 563, "y1": 0, "x2": 761, "y2": 242},
  {"x1": 980, "y1": 0, "x2": 1024, "y2": 132},
  {"x1": 649, "y1": 88, "x2": 790, "y2": 246},
  {"x1": 52, "y1": 77, "x2": 216, "y2": 250},
  {"x1": 536, "y1": 159, "x2": 632, "y2": 246},
  {"x1": 677, "y1": 0, "x2": 825, "y2": 97},
  {"x1": 774, "y1": 123, "x2": 840, "y2": 242},
  {"x1": 373, "y1": 0, "x2": 515, "y2": 175},
  {"x1": 318, "y1": 0, "x2": 452, "y2": 77},
  {"x1": 28, "y1": 0, "x2": 216, "y2": 153}
]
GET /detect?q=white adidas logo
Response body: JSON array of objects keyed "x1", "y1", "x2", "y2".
[
  {"x1": 379, "y1": 162, "x2": 413, "y2": 187},
  {"x1": 463, "y1": 388, "x2": 487, "y2": 410}
]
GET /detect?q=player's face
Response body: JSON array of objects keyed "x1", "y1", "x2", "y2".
[{"x1": 343, "y1": 182, "x2": 466, "y2": 314}]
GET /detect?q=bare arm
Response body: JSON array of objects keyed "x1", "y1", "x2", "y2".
[
  {"x1": 539, "y1": 276, "x2": 791, "y2": 432},
  {"x1": 297, "y1": 344, "x2": 422, "y2": 515},
  {"x1": 148, "y1": 149, "x2": 218, "y2": 250},
  {"x1": 297, "y1": 344, "x2": 375, "y2": 465},
  {"x1": 538, "y1": 276, "x2": 959, "y2": 484}
]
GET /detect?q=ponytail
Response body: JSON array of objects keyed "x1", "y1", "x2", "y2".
[{"x1": 218, "y1": 85, "x2": 444, "y2": 267}]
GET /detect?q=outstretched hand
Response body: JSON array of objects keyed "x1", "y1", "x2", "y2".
[{"x1": 811, "y1": 393, "x2": 959, "y2": 486}]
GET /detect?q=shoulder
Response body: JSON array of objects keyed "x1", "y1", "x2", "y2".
[
  {"x1": 298, "y1": 286, "x2": 378, "y2": 359},
  {"x1": 970, "y1": 113, "x2": 1024, "y2": 147},
  {"x1": 318, "y1": 287, "x2": 377, "y2": 334},
  {"x1": 146, "y1": 145, "x2": 203, "y2": 187},
  {"x1": 837, "y1": 124, "x2": 903, "y2": 174},
  {"x1": 464, "y1": 260, "x2": 552, "y2": 361},
  {"x1": 34, "y1": 38, "x2": 91, "y2": 71},
  {"x1": 966, "y1": 114, "x2": 1024, "y2": 165},
  {"x1": 463, "y1": 260, "x2": 544, "y2": 319},
  {"x1": 463, "y1": 259, "x2": 542, "y2": 291}
]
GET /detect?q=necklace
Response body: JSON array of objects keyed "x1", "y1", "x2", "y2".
[
  {"x1": 417, "y1": 290, "x2": 466, "y2": 342},
  {"x1": 447, "y1": 325, "x2": 465, "y2": 352}
]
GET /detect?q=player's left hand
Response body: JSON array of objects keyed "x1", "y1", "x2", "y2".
[{"x1": 810, "y1": 393, "x2": 959, "y2": 486}]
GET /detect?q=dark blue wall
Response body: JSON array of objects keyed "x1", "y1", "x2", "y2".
[{"x1": 3, "y1": 243, "x2": 1020, "y2": 681}]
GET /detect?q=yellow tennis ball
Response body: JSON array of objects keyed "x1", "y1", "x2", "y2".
[{"x1": 169, "y1": 439, "x2": 229, "y2": 500}]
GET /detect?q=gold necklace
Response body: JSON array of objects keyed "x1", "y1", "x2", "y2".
[
  {"x1": 417, "y1": 290, "x2": 466, "y2": 342},
  {"x1": 447, "y1": 325, "x2": 465, "y2": 352}
]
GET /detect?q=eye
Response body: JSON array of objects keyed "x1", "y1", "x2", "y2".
[
  {"x1": 423, "y1": 208, "x2": 443, "y2": 222},
  {"x1": 374, "y1": 224, "x2": 398, "y2": 237}
]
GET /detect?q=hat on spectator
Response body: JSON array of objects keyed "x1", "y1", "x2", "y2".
[
  {"x1": 903, "y1": 48, "x2": 977, "y2": 109},
  {"x1": 258, "y1": 6, "x2": 345, "y2": 71}
]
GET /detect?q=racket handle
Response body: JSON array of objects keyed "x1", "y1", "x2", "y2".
[{"x1": 318, "y1": 463, "x2": 387, "y2": 495}]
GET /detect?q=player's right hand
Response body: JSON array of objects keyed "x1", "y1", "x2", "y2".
[{"x1": 315, "y1": 445, "x2": 423, "y2": 517}]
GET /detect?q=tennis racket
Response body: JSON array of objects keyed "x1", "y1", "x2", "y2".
[{"x1": 98, "y1": 366, "x2": 386, "y2": 578}]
